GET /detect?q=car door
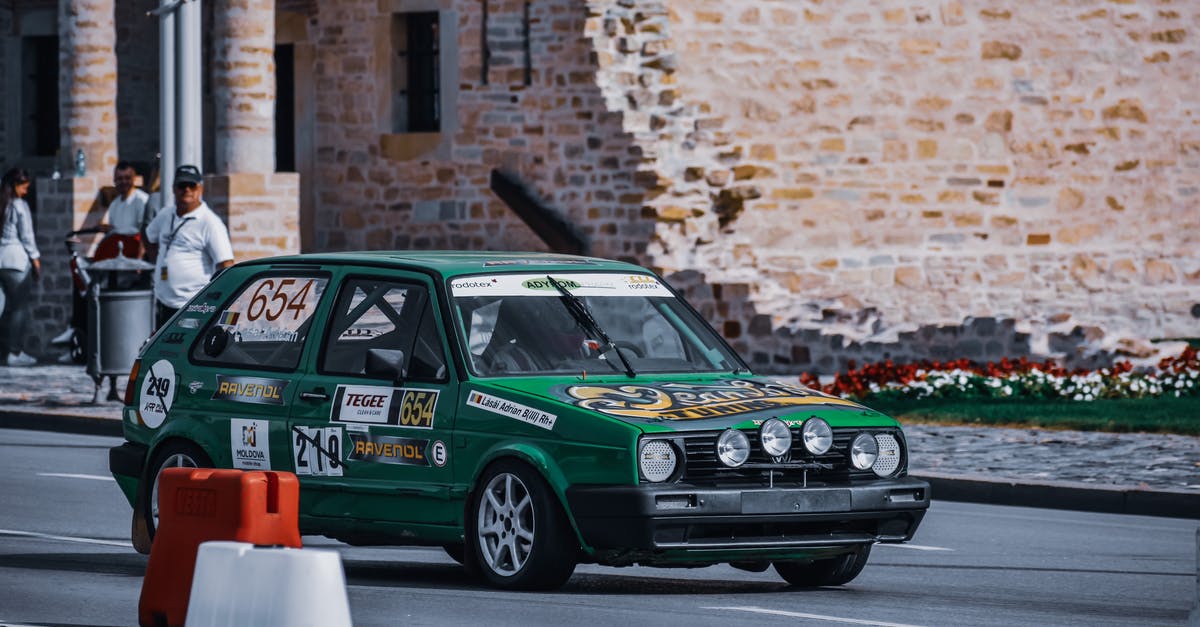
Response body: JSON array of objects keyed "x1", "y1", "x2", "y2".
[
  {"x1": 185, "y1": 268, "x2": 333, "y2": 474},
  {"x1": 288, "y1": 271, "x2": 458, "y2": 525}
]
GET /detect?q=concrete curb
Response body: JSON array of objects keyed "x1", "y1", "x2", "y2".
[
  {"x1": 0, "y1": 409, "x2": 123, "y2": 437},
  {"x1": 912, "y1": 471, "x2": 1200, "y2": 520},
  {"x1": 2, "y1": 408, "x2": 1195, "y2": 520}
]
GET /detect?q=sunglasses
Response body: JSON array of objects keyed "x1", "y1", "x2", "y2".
[{"x1": 173, "y1": 182, "x2": 198, "y2": 191}]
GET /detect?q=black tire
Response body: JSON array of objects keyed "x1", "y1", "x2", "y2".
[
  {"x1": 774, "y1": 544, "x2": 873, "y2": 587},
  {"x1": 443, "y1": 543, "x2": 465, "y2": 565},
  {"x1": 140, "y1": 440, "x2": 212, "y2": 542},
  {"x1": 465, "y1": 459, "x2": 577, "y2": 590}
]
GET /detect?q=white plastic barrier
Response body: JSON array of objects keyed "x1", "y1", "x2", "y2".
[{"x1": 185, "y1": 541, "x2": 352, "y2": 627}]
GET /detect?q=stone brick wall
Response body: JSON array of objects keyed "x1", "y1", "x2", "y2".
[
  {"x1": 589, "y1": 0, "x2": 1200, "y2": 372},
  {"x1": 114, "y1": 0, "x2": 162, "y2": 170},
  {"x1": 204, "y1": 172, "x2": 301, "y2": 260},
  {"x1": 307, "y1": 0, "x2": 655, "y2": 258}
]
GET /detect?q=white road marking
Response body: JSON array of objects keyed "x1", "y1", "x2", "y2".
[
  {"x1": 706, "y1": 606, "x2": 926, "y2": 627},
  {"x1": 876, "y1": 543, "x2": 953, "y2": 552},
  {"x1": 37, "y1": 472, "x2": 115, "y2": 481},
  {"x1": 0, "y1": 528, "x2": 131, "y2": 548}
]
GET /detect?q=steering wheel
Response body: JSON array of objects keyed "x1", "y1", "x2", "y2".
[{"x1": 489, "y1": 343, "x2": 540, "y2": 374}]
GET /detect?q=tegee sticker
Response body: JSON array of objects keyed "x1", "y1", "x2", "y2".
[{"x1": 139, "y1": 359, "x2": 176, "y2": 428}]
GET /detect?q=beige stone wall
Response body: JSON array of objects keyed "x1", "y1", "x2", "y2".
[
  {"x1": 582, "y1": 0, "x2": 1200, "y2": 367},
  {"x1": 300, "y1": 0, "x2": 1198, "y2": 371},
  {"x1": 204, "y1": 173, "x2": 301, "y2": 260},
  {"x1": 308, "y1": 0, "x2": 654, "y2": 257}
]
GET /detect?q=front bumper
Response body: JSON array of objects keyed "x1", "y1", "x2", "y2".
[{"x1": 566, "y1": 477, "x2": 929, "y2": 562}]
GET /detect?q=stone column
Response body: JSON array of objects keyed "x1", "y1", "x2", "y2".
[
  {"x1": 58, "y1": 0, "x2": 118, "y2": 175},
  {"x1": 23, "y1": 1, "x2": 121, "y2": 359},
  {"x1": 208, "y1": 0, "x2": 300, "y2": 261},
  {"x1": 213, "y1": 0, "x2": 275, "y2": 174}
]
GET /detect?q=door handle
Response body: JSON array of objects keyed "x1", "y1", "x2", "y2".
[{"x1": 300, "y1": 390, "x2": 330, "y2": 401}]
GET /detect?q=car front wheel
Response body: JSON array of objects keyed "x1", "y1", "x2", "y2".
[
  {"x1": 467, "y1": 460, "x2": 577, "y2": 590},
  {"x1": 774, "y1": 544, "x2": 873, "y2": 587}
]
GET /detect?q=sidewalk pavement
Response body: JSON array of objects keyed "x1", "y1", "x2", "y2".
[{"x1": 1, "y1": 364, "x2": 1197, "y2": 519}]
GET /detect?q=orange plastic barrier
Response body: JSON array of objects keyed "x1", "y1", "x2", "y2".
[{"x1": 138, "y1": 468, "x2": 302, "y2": 627}]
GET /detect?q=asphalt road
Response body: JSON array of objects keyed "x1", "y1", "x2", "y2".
[{"x1": 0, "y1": 428, "x2": 1195, "y2": 627}]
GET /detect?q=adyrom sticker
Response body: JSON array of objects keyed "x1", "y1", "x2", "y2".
[
  {"x1": 466, "y1": 391, "x2": 556, "y2": 430},
  {"x1": 139, "y1": 359, "x2": 176, "y2": 428},
  {"x1": 230, "y1": 419, "x2": 271, "y2": 470}
]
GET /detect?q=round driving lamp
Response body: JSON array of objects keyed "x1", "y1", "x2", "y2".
[
  {"x1": 638, "y1": 439, "x2": 677, "y2": 482},
  {"x1": 801, "y1": 417, "x2": 833, "y2": 455},
  {"x1": 716, "y1": 429, "x2": 751, "y2": 467},
  {"x1": 759, "y1": 418, "x2": 793, "y2": 458},
  {"x1": 849, "y1": 432, "x2": 879, "y2": 470}
]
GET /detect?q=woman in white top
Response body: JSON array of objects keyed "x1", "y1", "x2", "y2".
[{"x1": 0, "y1": 168, "x2": 41, "y2": 366}]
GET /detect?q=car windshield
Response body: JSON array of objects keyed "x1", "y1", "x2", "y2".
[{"x1": 449, "y1": 272, "x2": 745, "y2": 377}]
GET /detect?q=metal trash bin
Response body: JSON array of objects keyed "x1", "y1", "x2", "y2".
[{"x1": 85, "y1": 255, "x2": 156, "y2": 402}]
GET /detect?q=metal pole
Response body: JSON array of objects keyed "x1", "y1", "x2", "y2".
[
  {"x1": 177, "y1": 0, "x2": 202, "y2": 169},
  {"x1": 158, "y1": 0, "x2": 176, "y2": 196}
]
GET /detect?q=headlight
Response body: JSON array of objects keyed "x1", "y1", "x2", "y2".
[
  {"x1": 759, "y1": 418, "x2": 793, "y2": 458},
  {"x1": 849, "y1": 432, "x2": 878, "y2": 470},
  {"x1": 872, "y1": 433, "x2": 902, "y2": 477},
  {"x1": 801, "y1": 417, "x2": 833, "y2": 455},
  {"x1": 638, "y1": 440, "x2": 677, "y2": 482},
  {"x1": 716, "y1": 429, "x2": 750, "y2": 467}
]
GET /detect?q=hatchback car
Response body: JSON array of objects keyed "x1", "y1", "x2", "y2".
[{"x1": 110, "y1": 251, "x2": 929, "y2": 590}]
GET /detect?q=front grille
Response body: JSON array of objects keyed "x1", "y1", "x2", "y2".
[{"x1": 672, "y1": 427, "x2": 905, "y2": 485}]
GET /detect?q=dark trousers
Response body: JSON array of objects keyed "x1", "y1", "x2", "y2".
[
  {"x1": 0, "y1": 267, "x2": 32, "y2": 355},
  {"x1": 155, "y1": 301, "x2": 179, "y2": 332}
]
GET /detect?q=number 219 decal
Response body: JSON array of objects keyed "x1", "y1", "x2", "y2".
[{"x1": 292, "y1": 426, "x2": 343, "y2": 477}]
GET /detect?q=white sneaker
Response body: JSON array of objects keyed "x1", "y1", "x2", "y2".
[
  {"x1": 50, "y1": 328, "x2": 75, "y2": 346},
  {"x1": 6, "y1": 351, "x2": 37, "y2": 366}
]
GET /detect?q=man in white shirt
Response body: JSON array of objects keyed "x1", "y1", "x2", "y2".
[
  {"x1": 106, "y1": 161, "x2": 151, "y2": 237},
  {"x1": 145, "y1": 165, "x2": 235, "y2": 328}
]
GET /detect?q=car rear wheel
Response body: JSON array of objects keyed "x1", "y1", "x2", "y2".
[
  {"x1": 466, "y1": 460, "x2": 577, "y2": 590},
  {"x1": 140, "y1": 441, "x2": 212, "y2": 543},
  {"x1": 774, "y1": 544, "x2": 872, "y2": 587}
]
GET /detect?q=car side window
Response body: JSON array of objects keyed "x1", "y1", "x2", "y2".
[
  {"x1": 192, "y1": 273, "x2": 330, "y2": 370},
  {"x1": 321, "y1": 278, "x2": 448, "y2": 381}
]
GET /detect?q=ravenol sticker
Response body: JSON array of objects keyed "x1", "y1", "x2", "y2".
[
  {"x1": 212, "y1": 375, "x2": 287, "y2": 405},
  {"x1": 556, "y1": 379, "x2": 861, "y2": 421},
  {"x1": 466, "y1": 391, "x2": 557, "y2": 430},
  {"x1": 139, "y1": 359, "x2": 176, "y2": 428},
  {"x1": 292, "y1": 426, "x2": 344, "y2": 477},
  {"x1": 348, "y1": 433, "x2": 430, "y2": 466},
  {"x1": 230, "y1": 419, "x2": 271, "y2": 470},
  {"x1": 330, "y1": 386, "x2": 439, "y2": 428}
]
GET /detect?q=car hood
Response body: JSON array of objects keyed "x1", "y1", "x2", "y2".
[{"x1": 488, "y1": 374, "x2": 897, "y2": 433}]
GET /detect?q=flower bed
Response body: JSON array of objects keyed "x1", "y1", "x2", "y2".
[{"x1": 799, "y1": 347, "x2": 1200, "y2": 402}]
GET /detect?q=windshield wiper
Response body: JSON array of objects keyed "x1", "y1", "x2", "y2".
[{"x1": 545, "y1": 275, "x2": 636, "y2": 378}]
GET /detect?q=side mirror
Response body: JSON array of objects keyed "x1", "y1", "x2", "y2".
[{"x1": 365, "y1": 348, "x2": 407, "y2": 383}]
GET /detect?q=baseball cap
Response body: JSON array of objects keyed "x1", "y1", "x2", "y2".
[{"x1": 174, "y1": 164, "x2": 203, "y2": 185}]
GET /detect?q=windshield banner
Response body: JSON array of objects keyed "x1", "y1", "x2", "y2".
[{"x1": 450, "y1": 273, "x2": 673, "y2": 297}]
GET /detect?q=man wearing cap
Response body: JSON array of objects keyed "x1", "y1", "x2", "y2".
[{"x1": 145, "y1": 165, "x2": 234, "y2": 328}]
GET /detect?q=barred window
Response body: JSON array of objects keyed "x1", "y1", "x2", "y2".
[{"x1": 392, "y1": 11, "x2": 440, "y2": 133}]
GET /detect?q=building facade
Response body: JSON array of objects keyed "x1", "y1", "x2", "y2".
[{"x1": 2, "y1": 0, "x2": 1197, "y2": 371}]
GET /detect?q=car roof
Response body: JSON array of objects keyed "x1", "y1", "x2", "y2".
[{"x1": 241, "y1": 250, "x2": 649, "y2": 279}]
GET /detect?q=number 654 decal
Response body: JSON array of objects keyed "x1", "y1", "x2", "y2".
[{"x1": 292, "y1": 426, "x2": 343, "y2": 477}]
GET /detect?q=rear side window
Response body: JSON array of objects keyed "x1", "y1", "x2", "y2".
[
  {"x1": 192, "y1": 273, "x2": 330, "y2": 370},
  {"x1": 321, "y1": 278, "x2": 448, "y2": 381}
]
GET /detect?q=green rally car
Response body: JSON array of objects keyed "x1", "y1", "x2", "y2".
[{"x1": 109, "y1": 251, "x2": 929, "y2": 590}]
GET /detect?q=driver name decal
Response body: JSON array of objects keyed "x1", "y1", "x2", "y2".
[
  {"x1": 466, "y1": 391, "x2": 557, "y2": 430},
  {"x1": 556, "y1": 379, "x2": 860, "y2": 420}
]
